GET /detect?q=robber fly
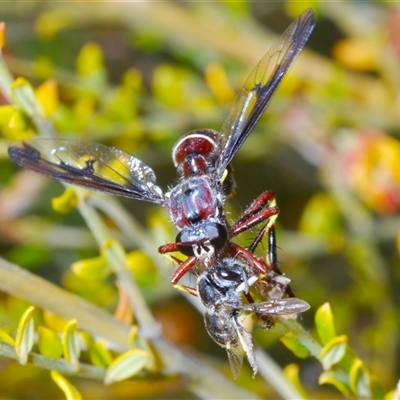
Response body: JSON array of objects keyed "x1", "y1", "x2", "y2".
[{"x1": 8, "y1": 10, "x2": 315, "y2": 288}]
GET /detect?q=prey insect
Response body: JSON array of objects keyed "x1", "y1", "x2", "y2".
[{"x1": 183, "y1": 228, "x2": 310, "y2": 378}]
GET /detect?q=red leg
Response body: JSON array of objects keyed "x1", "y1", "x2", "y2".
[
  {"x1": 230, "y1": 190, "x2": 279, "y2": 238},
  {"x1": 170, "y1": 256, "x2": 197, "y2": 286},
  {"x1": 230, "y1": 205, "x2": 279, "y2": 237},
  {"x1": 158, "y1": 242, "x2": 179, "y2": 254},
  {"x1": 159, "y1": 190, "x2": 279, "y2": 289},
  {"x1": 234, "y1": 191, "x2": 276, "y2": 227},
  {"x1": 226, "y1": 242, "x2": 269, "y2": 275},
  {"x1": 158, "y1": 242, "x2": 199, "y2": 286}
]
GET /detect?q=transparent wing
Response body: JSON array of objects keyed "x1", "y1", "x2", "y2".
[
  {"x1": 225, "y1": 342, "x2": 244, "y2": 380},
  {"x1": 216, "y1": 9, "x2": 315, "y2": 178},
  {"x1": 235, "y1": 319, "x2": 258, "y2": 377},
  {"x1": 241, "y1": 298, "x2": 310, "y2": 315},
  {"x1": 8, "y1": 139, "x2": 165, "y2": 204}
]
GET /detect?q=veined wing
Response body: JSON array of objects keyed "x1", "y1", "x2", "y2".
[
  {"x1": 225, "y1": 314, "x2": 257, "y2": 379},
  {"x1": 8, "y1": 139, "x2": 165, "y2": 204},
  {"x1": 225, "y1": 342, "x2": 244, "y2": 380},
  {"x1": 241, "y1": 298, "x2": 310, "y2": 315},
  {"x1": 216, "y1": 9, "x2": 315, "y2": 178}
]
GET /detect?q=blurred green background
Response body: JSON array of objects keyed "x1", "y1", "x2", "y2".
[{"x1": 0, "y1": 1, "x2": 399, "y2": 399}]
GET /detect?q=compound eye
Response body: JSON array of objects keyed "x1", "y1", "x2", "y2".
[
  {"x1": 176, "y1": 231, "x2": 195, "y2": 256},
  {"x1": 205, "y1": 223, "x2": 228, "y2": 252},
  {"x1": 218, "y1": 269, "x2": 242, "y2": 283}
]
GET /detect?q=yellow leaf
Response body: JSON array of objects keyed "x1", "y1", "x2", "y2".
[
  {"x1": 8, "y1": 110, "x2": 27, "y2": 129},
  {"x1": 333, "y1": 38, "x2": 377, "y2": 72},
  {"x1": 81, "y1": 333, "x2": 113, "y2": 368},
  {"x1": 70, "y1": 255, "x2": 111, "y2": 281},
  {"x1": 43, "y1": 311, "x2": 68, "y2": 332},
  {"x1": 52, "y1": 188, "x2": 77, "y2": 214},
  {"x1": 0, "y1": 105, "x2": 16, "y2": 125},
  {"x1": 36, "y1": 79, "x2": 58, "y2": 117},
  {"x1": 38, "y1": 326, "x2": 63, "y2": 359},
  {"x1": 62, "y1": 319, "x2": 80, "y2": 371},
  {"x1": 0, "y1": 328, "x2": 15, "y2": 346},
  {"x1": 76, "y1": 43, "x2": 105, "y2": 76},
  {"x1": 319, "y1": 335, "x2": 347, "y2": 370},
  {"x1": 315, "y1": 302, "x2": 336, "y2": 345},
  {"x1": 35, "y1": 10, "x2": 75, "y2": 39},
  {"x1": 349, "y1": 358, "x2": 371, "y2": 397},
  {"x1": 104, "y1": 349, "x2": 149, "y2": 384},
  {"x1": 283, "y1": 363, "x2": 309, "y2": 399},
  {"x1": 15, "y1": 305, "x2": 35, "y2": 364},
  {"x1": 204, "y1": 62, "x2": 235, "y2": 104},
  {"x1": 51, "y1": 370, "x2": 82, "y2": 400},
  {"x1": 11, "y1": 77, "x2": 45, "y2": 118}
]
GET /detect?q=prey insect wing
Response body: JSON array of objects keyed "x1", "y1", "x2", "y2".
[
  {"x1": 216, "y1": 9, "x2": 315, "y2": 177},
  {"x1": 225, "y1": 343, "x2": 244, "y2": 380},
  {"x1": 241, "y1": 297, "x2": 310, "y2": 315},
  {"x1": 8, "y1": 139, "x2": 165, "y2": 204}
]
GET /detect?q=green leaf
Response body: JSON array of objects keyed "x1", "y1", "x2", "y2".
[
  {"x1": 0, "y1": 328, "x2": 15, "y2": 345},
  {"x1": 319, "y1": 335, "x2": 347, "y2": 370},
  {"x1": 35, "y1": 10, "x2": 75, "y2": 39},
  {"x1": 75, "y1": 42, "x2": 106, "y2": 88},
  {"x1": 281, "y1": 331, "x2": 310, "y2": 358},
  {"x1": 285, "y1": 2, "x2": 320, "y2": 20},
  {"x1": 38, "y1": 326, "x2": 63, "y2": 359},
  {"x1": 131, "y1": 332, "x2": 157, "y2": 372},
  {"x1": 384, "y1": 390, "x2": 397, "y2": 400},
  {"x1": 298, "y1": 192, "x2": 344, "y2": 252},
  {"x1": 369, "y1": 376, "x2": 386, "y2": 399},
  {"x1": 15, "y1": 305, "x2": 35, "y2": 364},
  {"x1": 51, "y1": 370, "x2": 82, "y2": 400},
  {"x1": 7, "y1": 244, "x2": 50, "y2": 270},
  {"x1": 349, "y1": 358, "x2": 371, "y2": 397},
  {"x1": 319, "y1": 369, "x2": 351, "y2": 396},
  {"x1": 11, "y1": 77, "x2": 45, "y2": 119},
  {"x1": 0, "y1": 104, "x2": 16, "y2": 124},
  {"x1": 81, "y1": 332, "x2": 112, "y2": 367},
  {"x1": 52, "y1": 188, "x2": 77, "y2": 214},
  {"x1": 70, "y1": 255, "x2": 111, "y2": 281},
  {"x1": 76, "y1": 43, "x2": 105, "y2": 77},
  {"x1": 222, "y1": 0, "x2": 250, "y2": 15},
  {"x1": 8, "y1": 109, "x2": 28, "y2": 129},
  {"x1": 90, "y1": 340, "x2": 113, "y2": 368},
  {"x1": 36, "y1": 79, "x2": 58, "y2": 117},
  {"x1": 283, "y1": 363, "x2": 310, "y2": 399},
  {"x1": 62, "y1": 319, "x2": 80, "y2": 371},
  {"x1": 126, "y1": 250, "x2": 157, "y2": 286},
  {"x1": 315, "y1": 303, "x2": 336, "y2": 345},
  {"x1": 152, "y1": 64, "x2": 192, "y2": 108},
  {"x1": 104, "y1": 349, "x2": 149, "y2": 384}
]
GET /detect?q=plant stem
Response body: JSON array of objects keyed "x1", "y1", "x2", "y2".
[
  {"x1": 76, "y1": 189, "x2": 159, "y2": 336},
  {"x1": 0, "y1": 342, "x2": 105, "y2": 379},
  {"x1": 0, "y1": 255, "x2": 259, "y2": 398}
]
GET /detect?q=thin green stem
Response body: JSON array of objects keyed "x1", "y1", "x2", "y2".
[
  {"x1": 0, "y1": 256, "x2": 131, "y2": 348},
  {"x1": 278, "y1": 317, "x2": 322, "y2": 358},
  {"x1": 0, "y1": 342, "x2": 105, "y2": 380},
  {"x1": 75, "y1": 189, "x2": 160, "y2": 337},
  {"x1": 0, "y1": 49, "x2": 13, "y2": 102},
  {"x1": 255, "y1": 347, "x2": 306, "y2": 400},
  {"x1": 0, "y1": 256, "x2": 260, "y2": 399}
]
